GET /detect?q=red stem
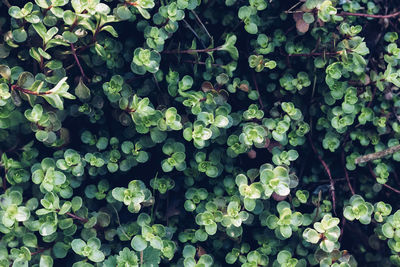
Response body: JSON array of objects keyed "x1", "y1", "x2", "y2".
[
  {"x1": 70, "y1": 43, "x2": 87, "y2": 80},
  {"x1": 31, "y1": 247, "x2": 51, "y2": 256},
  {"x1": 339, "y1": 10, "x2": 400, "y2": 19},
  {"x1": 183, "y1": 60, "x2": 224, "y2": 67},
  {"x1": 341, "y1": 150, "x2": 355, "y2": 195},
  {"x1": 11, "y1": 85, "x2": 51, "y2": 96},
  {"x1": 2, "y1": 176, "x2": 6, "y2": 191},
  {"x1": 64, "y1": 211, "x2": 88, "y2": 223},
  {"x1": 308, "y1": 135, "x2": 337, "y2": 215},
  {"x1": 163, "y1": 46, "x2": 222, "y2": 54},
  {"x1": 252, "y1": 73, "x2": 264, "y2": 110},
  {"x1": 126, "y1": 1, "x2": 138, "y2": 6},
  {"x1": 288, "y1": 51, "x2": 341, "y2": 57}
]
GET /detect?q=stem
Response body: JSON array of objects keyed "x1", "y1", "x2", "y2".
[
  {"x1": 70, "y1": 43, "x2": 87, "y2": 80},
  {"x1": 11, "y1": 85, "x2": 52, "y2": 96},
  {"x1": 191, "y1": 10, "x2": 212, "y2": 41},
  {"x1": 308, "y1": 135, "x2": 337, "y2": 215},
  {"x1": 339, "y1": 10, "x2": 400, "y2": 19},
  {"x1": 64, "y1": 211, "x2": 88, "y2": 223},
  {"x1": 31, "y1": 247, "x2": 51, "y2": 256},
  {"x1": 2, "y1": 176, "x2": 6, "y2": 191},
  {"x1": 126, "y1": 1, "x2": 138, "y2": 6},
  {"x1": 355, "y1": 144, "x2": 400, "y2": 164},
  {"x1": 162, "y1": 46, "x2": 222, "y2": 54},
  {"x1": 183, "y1": 60, "x2": 224, "y2": 67},
  {"x1": 2, "y1": 0, "x2": 11, "y2": 8},
  {"x1": 342, "y1": 150, "x2": 355, "y2": 195},
  {"x1": 288, "y1": 51, "x2": 342, "y2": 57},
  {"x1": 252, "y1": 73, "x2": 264, "y2": 110}
]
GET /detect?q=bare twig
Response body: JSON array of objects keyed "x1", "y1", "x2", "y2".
[
  {"x1": 308, "y1": 135, "x2": 336, "y2": 215},
  {"x1": 70, "y1": 43, "x2": 87, "y2": 80},
  {"x1": 2, "y1": 0, "x2": 11, "y2": 8},
  {"x1": 342, "y1": 150, "x2": 355, "y2": 195},
  {"x1": 339, "y1": 10, "x2": 400, "y2": 19},
  {"x1": 191, "y1": 10, "x2": 212, "y2": 41},
  {"x1": 288, "y1": 51, "x2": 342, "y2": 57},
  {"x1": 183, "y1": 60, "x2": 224, "y2": 67},
  {"x1": 31, "y1": 247, "x2": 51, "y2": 256},
  {"x1": 182, "y1": 19, "x2": 206, "y2": 49},
  {"x1": 162, "y1": 46, "x2": 222, "y2": 54},
  {"x1": 355, "y1": 144, "x2": 400, "y2": 164},
  {"x1": 64, "y1": 212, "x2": 88, "y2": 223},
  {"x1": 252, "y1": 73, "x2": 264, "y2": 110}
]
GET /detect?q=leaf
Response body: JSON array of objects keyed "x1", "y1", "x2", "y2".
[
  {"x1": 88, "y1": 250, "x2": 105, "y2": 262},
  {"x1": 17, "y1": 72, "x2": 35, "y2": 89},
  {"x1": 39, "y1": 255, "x2": 53, "y2": 267},
  {"x1": 62, "y1": 31, "x2": 78, "y2": 43},
  {"x1": 221, "y1": 35, "x2": 239, "y2": 60},
  {"x1": 131, "y1": 235, "x2": 147, "y2": 251},
  {"x1": 71, "y1": 239, "x2": 86, "y2": 254},
  {"x1": 101, "y1": 25, "x2": 118, "y2": 37},
  {"x1": 0, "y1": 65, "x2": 11, "y2": 80},
  {"x1": 296, "y1": 19, "x2": 309, "y2": 33},
  {"x1": 74, "y1": 78, "x2": 91, "y2": 101}
]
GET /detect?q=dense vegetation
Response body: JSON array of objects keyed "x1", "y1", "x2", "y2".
[{"x1": 2, "y1": 0, "x2": 400, "y2": 266}]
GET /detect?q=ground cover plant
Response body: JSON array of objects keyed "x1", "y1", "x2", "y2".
[{"x1": 2, "y1": 0, "x2": 400, "y2": 266}]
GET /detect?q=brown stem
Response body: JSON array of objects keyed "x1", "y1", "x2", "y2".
[
  {"x1": 288, "y1": 51, "x2": 342, "y2": 57},
  {"x1": 308, "y1": 135, "x2": 337, "y2": 215},
  {"x1": 31, "y1": 247, "x2": 51, "y2": 256},
  {"x1": 11, "y1": 85, "x2": 52, "y2": 96},
  {"x1": 341, "y1": 150, "x2": 355, "y2": 195},
  {"x1": 70, "y1": 43, "x2": 87, "y2": 80},
  {"x1": 162, "y1": 46, "x2": 222, "y2": 54},
  {"x1": 252, "y1": 73, "x2": 264, "y2": 110},
  {"x1": 367, "y1": 86, "x2": 377, "y2": 108},
  {"x1": 355, "y1": 144, "x2": 400, "y2": 164},
  {"x1": 339, "y1": 10, "x2": 400, "y2": 19},
  {"x1": 64, "y1": 211, "x2": 88, "y2": 223},
  {"x1": 191, "y1": 10, "x2": 212, "y2": 40},
  {"x1": 2, "y1": 0, "x2": 11, "y2": 8},
  {"x1": 183, "y1": 60, "x2": 224, "y2": 67},
  {"x1": 2, "y1": 176, "x2": 6, "y2": 191}
]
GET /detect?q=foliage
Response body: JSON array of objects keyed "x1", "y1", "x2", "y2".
[{"x1": 1, "y1": 0, "x2": 400, "y2": 266}]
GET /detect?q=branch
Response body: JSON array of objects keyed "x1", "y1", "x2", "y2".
[
  {"x1": 183, "y1": 60, "x2": 224, "y2": 67},
  {"x1": 64, "y1": 211, "x2": 88, "y2": 223},
  {"x1": 162, "y1": 46, "x2": 222, "y2": 54},
  {"x1": 191, "y1": 10, "x2": 212, "y2": 41},
  {"x1": 342, "y1": 150, "x2": 355, "y2": 195},
  {"x1": 308, "y1": 135, "x2": 336, "y2": 215},
  {"x1": 31, "y1": 247, "x2": 51, "y2": 256},
  {"x1": 288, "y1": 51, "x2": 342, "y2": 57},
  {"x1": 355, "y1": 144, "x2": 400, "y2": 164},
  {"x1": 339, "y1": 10, "x2": 400, "y2": 19},
  {"x1": 11, "y1": 85, "x2": 51, "y2": 96},
  {"x1": 252, "y1": 73, "x2": 264, "y2": 110},
  {"x1": 70, "y1": 43, "x2": 87, "y2": 80},
  {"x1": 1, "y1": 0, "x2": 11, "y2": 8}
]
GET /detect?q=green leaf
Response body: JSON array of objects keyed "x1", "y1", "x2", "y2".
[
  {"x1": 39, "y1": 255, "x2": 53, "y2": 267},
  {"x1": 131, "y1": 235, "x2": 148, "y2": 251},
  {"x1": 75, "y1": 78, "x2": 91, "y2": 101}
]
